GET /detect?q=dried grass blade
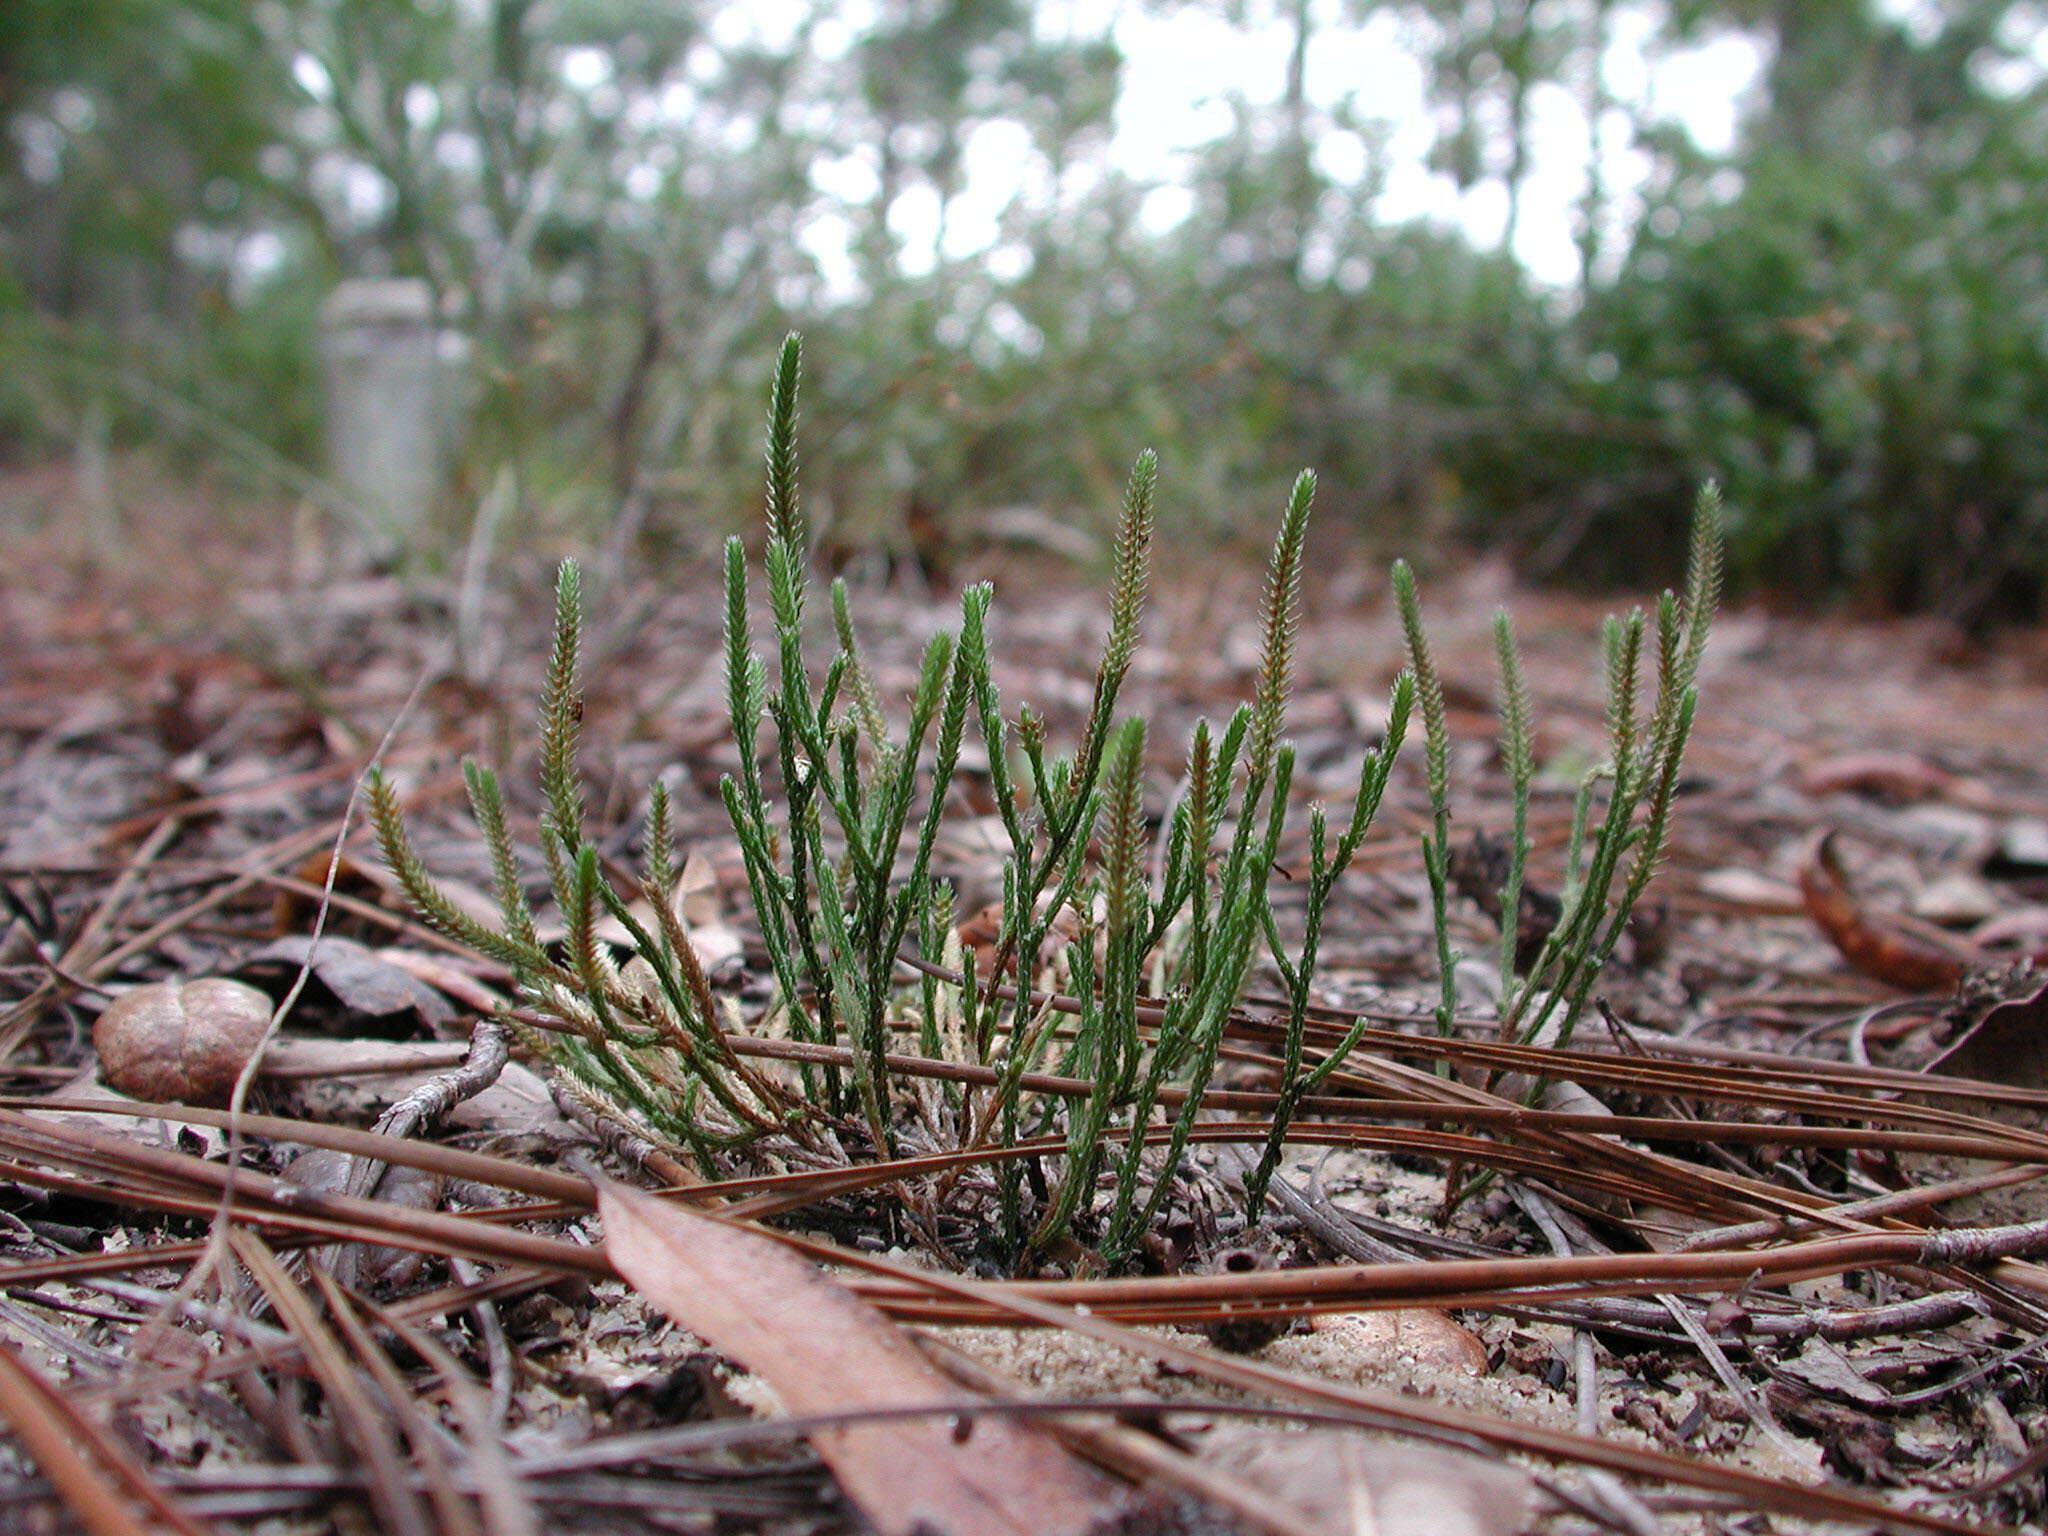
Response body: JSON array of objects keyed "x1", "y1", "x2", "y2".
[
  {"x1": 364, "y1": 1297, "x2": 542, "y2": 1536},
  {"x1": 0, "y1": 1336, "x2": 214, "y2": 1536},
  {"x1": 863, "y1": 1220, "x2": 2048, "y2": 1315},
  {"x1": 229, "y1": 1230, "x2": 435, "y2": 1536},
  {"x1": 311, "y1": 1268, "x2": 483, "y2": 1536},
  {"x1": 9, "y1": 1105, "x2": 2046, "y2": 1333},
  {"x1": 0, "y1": 1111, "x2": 610, "y2": 1276},
  {"x1": 5, "y1": 1098, "x2": 593, "y2": 1203}
]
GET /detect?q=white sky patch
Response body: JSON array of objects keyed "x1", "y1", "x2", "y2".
[
  {"x1": 658, "y1": 79, "x2": 698, "y2": 122},
  {"x1": 708, "y1": 1, "x2": 809, "y2": 54},
  {"x1": 1641, "y1": 30, "x2": 1757, "y2": 155},
  {"x1": 290, "y1": 52, "x2": 333, "y2": 101},
  {"x1": 1140, "y1": 183, "x2": 1195, "y2": 235},
  {"x1": 403, "y1": 81, "x2": 441, "y2": 131},
  {"x1": 942, "y1": 118, "x2": 1038, "y2": 259},
  {"x1": 1313, "y1": 129, "x2": 1370, "y2": 187},
  {"x1": 746, "y1": 0, "x2": 1763, "y2": 294},
  {"x1": 812, "y1": 12, "x2": 860, "y2": 60},
  {"x1": 798, "y1": 209, "x2": 860, "y2": 295},
  {"x1": 624, "y1": 161, "x2": 662, "y2": 201},
  {"x1": 1102, "y1": 0, "x2": 1761, "y2": 285},
  {"x1": 891, "y1": 183, "x2": 945, "y2": 276},
  {"x1": 1114, "y1": 9, "x2": 1294, "y2": 176},
  {"x1": 560, "y1": 47, "x2": 611, "y2": 92}
]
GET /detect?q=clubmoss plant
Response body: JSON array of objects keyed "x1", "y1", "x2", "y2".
[
  {"x1": 1505, "y1": 486, "x2": 1719, "y2": 1049},
  {"x1": 369, "y1": 575, "x2": 792, "y2": 1168},
  {"x1": 1491, "y1": 610, "x2": 1534, "y2": 1003},
  {"x1": 1391, "y1": 558, "x2": 1456, "y2": 1038},
  {"x1": 1393, "y1": 483, "x2": 1721, "y2": 1059},
  {"x1": 370, "y1": 333, "x2": 1715, "y2": 1270}
]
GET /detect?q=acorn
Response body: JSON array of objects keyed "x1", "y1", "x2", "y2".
[{"x1": 94, "y1": 978, "x2": 274, "y2": 1106}]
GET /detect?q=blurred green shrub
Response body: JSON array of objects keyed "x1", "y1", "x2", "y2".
[{"x1": 5, "y1": 0, "x2": 2046, "y2": 623}]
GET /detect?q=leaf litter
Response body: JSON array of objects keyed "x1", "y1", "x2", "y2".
[{"x1": 3, "y1": 472, "x2": 2048, "y2": 1532}]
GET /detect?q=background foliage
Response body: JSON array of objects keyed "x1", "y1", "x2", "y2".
[{"x1": 4, "y1": 0, "x2": 2045, "y2": 622}]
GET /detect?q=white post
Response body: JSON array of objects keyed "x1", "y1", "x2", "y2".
[{"x1": 319, "y1": 278, "x2": 452, "y2": 555}]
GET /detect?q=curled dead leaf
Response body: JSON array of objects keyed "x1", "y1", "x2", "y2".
[
  {"x1": 1798, "y1": 751, "x2": 1959, "y2": 804},
  {"x1": 240, "y1": 934, "x2": 453, "y2": 1027},
  {"x1": 1796, "y1": 832, "x2": 1974, "y2": 993}
]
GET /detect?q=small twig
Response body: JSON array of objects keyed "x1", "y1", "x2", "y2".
[
  {"x1": 1511, "y1": 1184, "x2": 1580, "y2": 1259},
  {"x1": 550, "y1": 1080, "x2": 701, "y2": 1188},
  {"x1": 0, "y1": 1294, "x2": 126, "y2": 1375},
  {"x1": 1657, "y1": 1294, "x2": 1812, "y2": 1468},
  {"x1": 1220, "y1": 1145, "x2": 1415, "y2": 1264},
  {"x1": 1574, "y1": 1333, "x2": 1599, "y2": 1439},
  {"x1": 1877, "y1": 1322, "x2": 2048, "y2": 1407},
  {"x1": 1920, "y1": 1216, "x2": 2048, "y2": 1266},
  {"x1": 1510, "y1": 1184, "x2": 1608, "y2": 1476},
  {"x1": 449, "y1": 1258, "x2": 518, "y2": 1432},
  {"x1": 1579, "y1": 1470, "x2": 1670, "y2": 1536},
  {"x1": 1677, "y1": 1164, "x2": 2048, "y2": 1251},
  {"x1": 347, "y1": 1020, "x2": 514, "y2": 1201}
]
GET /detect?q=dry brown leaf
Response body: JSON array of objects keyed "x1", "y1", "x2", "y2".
[
  {"x1": 1797, "y1": 831, "x2": 1975, "y2": 992},
  {"x1": 676, "y1": 848, "x2": 723, "y2": 926},
  {"x1": 1201, "y1": 1424, "x2": 1537, "y2": 1536},
  {"x1": 1929, "y1": 978, "x2": 2048, "y2": 1095},
  {"x1": 1776, "y1": 1338, "x2": 1892, "y2": 1409},
  {"x1": 241, "y1": 934, "x2": 454, "y2": 1026},
  {"x1": 598, "y1": 1183, "x2": 1124, "y2": 1536},
  {"x1": 1695, "y1": 865, "x2": 1804, "y2": 912},
  {"x1": 1798, "y1": 750, "x2": 1960, "y2": 804},
  {"x1": 370, "y1": 947, "x2": 510, "y2": 1012},
  {"x1": 1907, "y1": 979, "x2": 2048, "y2": 1226},
  {"x1": 956, "y1": 895, "x2": 1090, "y2": 975}
]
